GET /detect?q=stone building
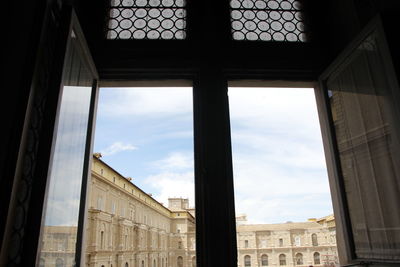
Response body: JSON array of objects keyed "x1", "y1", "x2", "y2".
[
  {"x1": 39, "y1": 226, "x2": 77, "y2": 267},
  {"x1": 85, "y1": 155, "x2": 196, "y2": 267},
  {"x1": 40, "y1": 155, "x2": 337, "y2": 267},
  {"x1": 236, "y1": 215, "x2": 338, "y2": 267}
]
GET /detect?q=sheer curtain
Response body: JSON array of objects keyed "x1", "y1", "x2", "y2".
[{"x1": 327, "y1": 30, "x2": 400, "y2": 260}]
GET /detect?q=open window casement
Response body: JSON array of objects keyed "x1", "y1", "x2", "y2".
[
  {"x1": 35, "y1": 7, "x2": 99, "y2": 267},
  {"x1": 316, "y1": 16, "x2": 400, "y2": 265}
]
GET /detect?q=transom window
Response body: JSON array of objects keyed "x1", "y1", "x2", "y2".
[
  {"x1": 106, "y1": 0, "x2": 187, "y2": 39},
  {"x1": 230, "y1": 0, "x2": 307, "y2": 41}
]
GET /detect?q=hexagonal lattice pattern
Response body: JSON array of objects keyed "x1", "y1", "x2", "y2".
[
  {"x1": 230, "y1": 0, "x2": 307, "y2": 42},
  {"x1": 106, "y1": 0, "x2": 186, "y2": 40}
]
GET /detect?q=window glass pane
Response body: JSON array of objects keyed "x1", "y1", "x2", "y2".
[
  {"x1": 326, "y1": 31, "x2": 400, "y2": 260},
  {"x1": 229, "y1": 87, "x2": 339, "y2": 267},
  {"x1": 230, "y1": 0, "x2": 307, "y2": 42},
  {"x1": 37, "y1": 30, "x2": 95, "y2": 266},
  {"x1": 106, "y1": 0, "x2": 187, "y2": 40},
  {"x1": 87, "y1": 87, "x2": 195, "y2": 267}
]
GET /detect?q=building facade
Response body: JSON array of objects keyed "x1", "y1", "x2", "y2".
[
  {"x1": 85, "y1": 155, "x2": 196, "y2": 267},
  {"x1": 41, "y1": 155, "x2": 337, "y2": 267},
  {"x1": 236, "y1": 215, "x2": 338, "y2": 267}
]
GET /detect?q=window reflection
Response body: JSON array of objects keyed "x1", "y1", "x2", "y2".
[{"x1": 37, "y1": 28, "x2": 95, "y2": 266}]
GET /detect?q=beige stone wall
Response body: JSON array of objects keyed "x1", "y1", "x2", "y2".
[
  {"x1": 40, "y1": 156, "x2": 336, "y2": 267},
  {"x1": 85, "y1": 156, "x2": 195, "y2": 267},
  {"x1": 236, "y1": 218, "x2": 338, "y2": 267}
]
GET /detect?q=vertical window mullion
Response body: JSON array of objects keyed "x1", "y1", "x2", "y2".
[{"x1": 193, "y1": 70, "x2": 237, "y2": 267}]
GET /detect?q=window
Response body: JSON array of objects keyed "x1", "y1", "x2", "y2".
[
  {"x1": 294, "y1": 236, "x2": 301, "y2": 246},
  {"x1": 39, "y1": 258, "x2": 45, "y2": 267},
  {"x1": 244, "y1": 255, "x2": 251, "y2": 267},
  {"x1": 56, "y1": 258, "x2": 64, "y2": 267},
  {"x1": 279, "y1": 238, "x2": 283, "y2": 247},
  {"x1": 177, "y1": 256, "x2": 183, "y2": 267},
  {"x1": 313, "y1": 252, "x2": 320, "y2": 265},
  {"x1": 178, "y1": 241, "x2": 182, "y2": 249},
  {"x1": 97, "y1": 196, "x2": 103, "y2": 210},
  {"x1": 312, "y1": 233, "x2": 318, "y2": 246},
  {"x1": 20, "y1": 7, "x2": 398, "y2": 267},
  {"x1": 192, "y1": 256, "x2": 196, "y2": 267},
  {"x1": 100, "y1": 230, "x2": 105, "y2": 249},
  {"x1": 295, "y1": 253, "x2": 303, "y2": 265},
  {"x1": 106, "y1": 0, "x2": 187, "y2": 40},
  {"x1": 153, "y1": 259, "x2": 156, "y2": 267},
  {"x1": 244, "y1": 239, "x2": 249, "y2": 248},
  {"x1": 319, "y1": 24, "x2": 400, "y2": 261},
  {"x1": 112, "y1": 201, "x2": 116, "y2": 214},
  {"x1": 279, "y1": 254, "x2": 286, "y2": 266},
  {"x1": 261, "y1": 254, "x2": 268, "y2": 266},
  {"x1": 230, "y1": 0, "x2": 307, "y2": 41}
]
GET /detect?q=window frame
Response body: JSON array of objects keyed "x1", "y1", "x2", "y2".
[{"x1": 16, "y1": 2, "x2": 400, "y2": 267}]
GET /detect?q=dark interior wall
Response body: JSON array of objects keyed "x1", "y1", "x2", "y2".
[
  {"x1": 75, "y1": 0, "x2": 400, "y2": 81},
  {"x1": 0, "y1": 0, "x2": 47, "y2": 250},
  {"x1": 309, "y1": 0, "x2": 400, "y2": 71}
]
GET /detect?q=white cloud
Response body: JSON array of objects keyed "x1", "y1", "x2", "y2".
[
  {"x1": 152, "y1": 151, "x2": 193, "y2": 171},
  {"x1": 101, "y1": 142, "x2": 137, "y2": 156},
  {"x1": 98, "y1": 87, "x2": 193, "y2": 117},
  {"x1": 144, "y1": 152, "x2": 195, "y2": 207},
  {"x1": 145, "y1": 171, "x2": 195, "y2": 208}
]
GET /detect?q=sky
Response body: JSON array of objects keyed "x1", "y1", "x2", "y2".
[{"x1": 93, "y1": 86, "x2": 333, "y2": 224}]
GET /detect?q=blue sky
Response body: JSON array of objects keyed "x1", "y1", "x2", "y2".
[{"x1": 94, "y1": 86, "x2": 333, "y2": 224}]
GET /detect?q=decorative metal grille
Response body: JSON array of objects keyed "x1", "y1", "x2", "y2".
[
  {"x1": 230, "y1": 0, "x2": 307, "y2": 42},
  {"x1": 106, "y1": 0, "x2": 187, "y2": 40}
]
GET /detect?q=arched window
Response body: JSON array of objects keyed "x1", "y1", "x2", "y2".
[
  {"x1": 295, "y1": 253, "x2": 303, "y2": 265},
  {"x1": 153, "y1": 259, "x2": 156, "y2": 267},
  {"x1": 244, "y1": 240, "x2": 249, "y2": 248},
  {"x1": 177, "y1": 256, "x2": 183, "y2": 267},
  {"x1": 314, "y1": 252, "x2": 321, "y2": 265},
  {"x1": 244, "y1": 255, "x2": 251, "y2": 267},
  {"x1": 176, "y1": 256, "x2": 183, "y2": 267},
  {"x1": 141, "y1": 260, "x2": 145, "y2": 267},
  {"x1": 192, "y1": 256, "x2": 196, "y2": 267},
  {"x1": 312, "y1": 234, "x2": 318, "y2": 246},
  {"x1": 55, "y1": 258, "x2": 64, "y2": 267},
  {"x1": 279, "y1": 254, "x2": 286, "y2": 266},
  {"x1": 125, "y1": 263, "x2": 129, "y2": 267},
  {"x1": 261, "y1": 254, "x2": 268, "y2": 266},
  {"x1": 39, "y1": 258, "x2": 45, "y2": 267}
]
